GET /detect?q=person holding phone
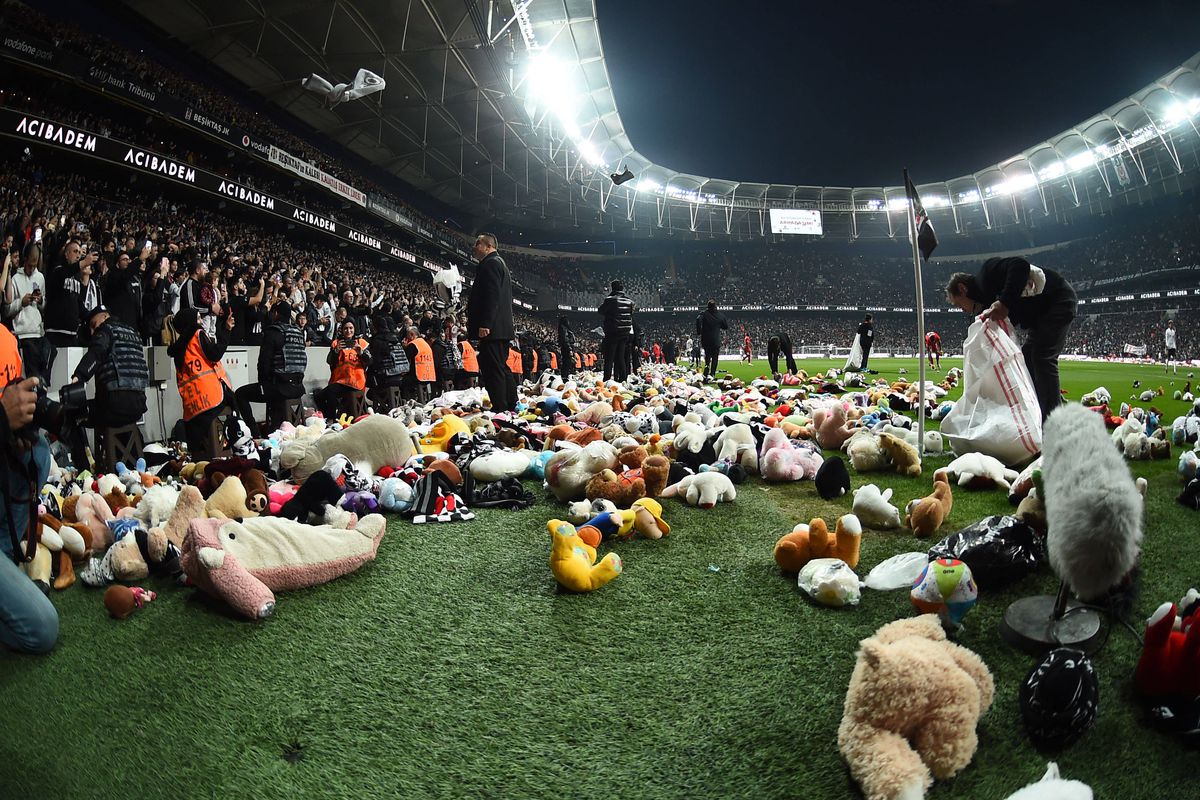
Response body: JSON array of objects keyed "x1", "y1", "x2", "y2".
[{"x1": 3, "y1": 242, "x2": 48, "y2": 383}]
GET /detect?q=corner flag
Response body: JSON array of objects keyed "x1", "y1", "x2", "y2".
[{"x1": 904, "y1": 169, "x2": 938, "y2": 261}]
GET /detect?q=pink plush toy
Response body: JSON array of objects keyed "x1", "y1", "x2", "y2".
[
  {"x1": 760, "y1": 428, "x2": 825, "y2": 482},
  {"x1": 814, "y1": 402, "x2": 854, "y2": 451},
  {"x1": 69, "y1": 493, "x2": 116, "y2": 550},
  {"x1": 268, "y1": 482, "x2": 299, "y2": 515},
  {"x1": 180, "y1": 513, "x2": 387, "y2": 620}
]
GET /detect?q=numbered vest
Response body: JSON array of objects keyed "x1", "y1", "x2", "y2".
[
  {"x1": 177, "y1": 331, "x2": 231, "y2": 421},
  {"x1": 411, "y1": 337, "x2": 435, "y2": 383},
  {"x1": 0, "y1": 325, "x2": 22, "y2": 386}
]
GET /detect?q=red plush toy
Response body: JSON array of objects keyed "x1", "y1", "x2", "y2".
[{"x1": 1134, "y1": 594, "x2": 1200, "y2": 699}]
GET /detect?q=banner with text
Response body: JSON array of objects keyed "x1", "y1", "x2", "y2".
[{"x1": 269, "y1": 144, "x2": 366, "y2": 206}]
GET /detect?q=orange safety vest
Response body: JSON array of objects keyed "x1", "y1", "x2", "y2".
[
  {"x1": 0, "y1": 325, "x2": 22, "y2": 386},
  {"x1": 460, "y1": 340, "x2": 479, "y2": 373},
  {"x1": 587, "y1": 353, "x2": 596, "y2": 367},
  {"x1": 531, "y1": 350, "x2": 538, "y2": 372},
  {"x1": 507, "y1": 348, "x2": 523, "y2": 374},
  {"x1": 177, "y1": 330, "x2": 232, "y2": 421},
  {"x1": 573, "y1": 352, "x2": 582, "y2": 369},
  {"x1": 411, "y1": 337, "x2": 436, "y2": 383},
  {"x1": 549, "y1": 351, "x2": 558, "y2": 371},
  {"x1": 331, "y1": 337, "x2": 369, "y2": 390}
]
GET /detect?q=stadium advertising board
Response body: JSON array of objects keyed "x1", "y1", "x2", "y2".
[
  {"x1": 769, "y1": 208, "x2": 823, "y2": 235},
  {"x1": 0, "y1": 108, "x2": 438, "y2": 275}
]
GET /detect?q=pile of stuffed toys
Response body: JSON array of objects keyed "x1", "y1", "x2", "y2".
[{"x1": 23, "y1": 361, "x2": 1200, "y2": 800}]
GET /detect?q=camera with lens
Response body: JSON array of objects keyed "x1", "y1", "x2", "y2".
[{"x1": 22, "y1": 381, "x2": 88, "y2": 439}]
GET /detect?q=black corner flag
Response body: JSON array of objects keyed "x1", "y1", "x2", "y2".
[{"x1": 903, "y1": 169, "x2": 938, "y2": 261}]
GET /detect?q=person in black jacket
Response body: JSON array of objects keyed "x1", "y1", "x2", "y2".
[
  {"x1": 366, "y1": 313, "x2": 409, "y2": 409},
  {"x1": 465, "y1": 233, "x2": 516, "y2": 411},
  {"x1": 855, "y1": 315, "x2": 875, "y2": 372},
  {"x1": 695, "y1": 300, "x2": 728, "y2": 380},
  {"x1": 766, "y1": 331, "x2": 798, "y2": 378},
  {"x1": 100, "y1": 248, "x2": 144, "y2": 336},
  {"x1": 598, "y1": 280, "x2": 634, "y2": 382},
  {"x1": 558, "y1": 315, "x2": 576, "y2": 380},
  {"x1": 66, "y1": 306, "x2": 149, "y2": 468},
  {"x1": 947, "y1": 256, "x2": 1077, "y2": 421},
  {"x1": 234, "y1": 301, "x2": 307, "y2": 433}
]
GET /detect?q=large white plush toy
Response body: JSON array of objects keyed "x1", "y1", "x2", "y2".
[
  {"x1": 714, "y1": 423, "x2": 759, "y2": 474},
  {"x1": 843, "y1": 429, "x2": 889, "y2": 473},
  {"x1": 852, "y1": 484, "x2": 902, "y2": 529},
  {"x1": 672, "y1": 413, "x2": 710, "y2": 455},
  {"x1": 661, "y1": 472, "x2": 737, "y2": 509},
  {"x1": 280, "y1": 414, "x2": 416, "y2": 481},
  {"x1": 935, "y1": 453, "x2": 1020, "y2": 491}
]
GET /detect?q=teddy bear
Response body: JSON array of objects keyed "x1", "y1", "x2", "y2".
[
  {"x1": 879, "y1": 432, "x2": 922, "y2": 477},
  {"x1": 544, "y1": 424, "x2": 603, "y2": 450},
  {"x1": 660, "y1": 472, "x2": 736, "y2": 509},
  {"x1": 544, "y1": 440, "x2": 619, "y2": 501},
  {"x1": 1134, "y1": 593, "x2": 1200, "y2": 699},
  {"x1": 568, "y1": 497, "x2": 619, "y2": 524},
  {"x1": 205, "y1": 475, "x2": 259, "y2": 519},
  {"x1": 774, "y1": 514, "x2": 862, "y2": 572},
  {"x1": 813, "y1": 403, "x2": 855, "y2": 451},
  {"x1": 20, "y1": 514, "x2": 88, "y2": 592},
  {"x1": 714, "y1": 423, "x2": 759, "y2": 473},
  {"x1": 838, "y1": 615, "x2": 994, "y2": 800},
  {"x1": 280, "y1": 413, "x2": 416, "y2": 481},
  {"x1": 843, "y1": 429, "x2": 889, "y2": 473},
  {"x1": 79, "y1": 525, "x2": 182, "y2": 587},
  {"x1": 181, "y1": 513, "x2": 387, "y2": 619},
  {"x1": 936, "y1": 453, "x2": 1020, "y2": 491},
  {"x1": 547, "y1": 519, "x2": 622, "y2": 592},
  {"x1": 852, "y1": 484, "x2": 902, "y2": 529},
  {"x1": 130, "y1": 483, "x2": 180, "y2": 531},
  {"x1": 585, "y1": 468, "x2": 646, "y2": 507},
  {"x1": 62, "y1": 492, "x2": 115, "y2": 551},
  {"x1": 905, "y1": 473, "x2": 954, "y2": 538}
]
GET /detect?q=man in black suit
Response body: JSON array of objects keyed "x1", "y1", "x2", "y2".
[
  {"x1": 856, "y1": 314, "x2": 875, "y2": 372},
  {"x1": 466, "y1": 233, "x2": 516, "y2": 411}
]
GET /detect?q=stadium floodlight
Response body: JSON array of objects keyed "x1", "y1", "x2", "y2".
[
  {"x1": 1164, "y1": 103, "x2": 1190, "y2": 125},
  {"x1": 636, "y1": 179, "x2": 661, "y2": 193},
  {"x1": 525, "y1": 54, "x2": 580, "y2": 129},
  {"x1": 1066, "y1": 150, "x2": 1096, "y2": 172},
  {"x1": 577, "y1": 140, "x2": 605, "y2": 166},
  {"x1": 922, "y1": 195, "x2": 949, "y2": 208},
  {"x1": 887, "y1": 197, "x2": 911, "y2": 211},
  {"x1": 1038, "y1": 161, "x2": 1066, "y2": 181}
]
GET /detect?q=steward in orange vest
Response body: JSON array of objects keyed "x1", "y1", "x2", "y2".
[
  {"x1": 460, "y1": 338, "x2": 480, "y2": 373},
  {"x1": 573, "y1": 352, "x2": 582, "y2": 370},
  {"x1": 507, "y1": 347, "x2": 523, "y2": 375},
  {"x1": 408, "y1": 333, "x2": 436, "y2": 383},
  {"x1": 549, "y1": 350, "x2": 558, "y2": 371},
  {"x1": 169, "y1": 308, "x2": 234, "y2": 454},
  {"x1": 316, "y1": 320, "x2": 372, "y2": 420}
]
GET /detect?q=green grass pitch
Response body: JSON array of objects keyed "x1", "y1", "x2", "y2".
[{"x1": 0, "y1": 357, "x2": 1195, "y2": 799}]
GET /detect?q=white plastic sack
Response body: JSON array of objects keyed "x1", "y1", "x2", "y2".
[
  {"x1": 844, "y1": 334, "x2": 864, "y2": 372},
  {"x1": 865, "y1": 552, "x2": 929, "y2": 591},
  {"x1": 940, "y1": 318, "x2": 1042, "y2": 466},
  {"x1": 798, "y1": 558, "x2": 863, "y2": 607}
]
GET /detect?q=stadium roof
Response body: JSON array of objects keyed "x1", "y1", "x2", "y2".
[{"x1": 124, "y1": 0, "x2": 1200, "y2": 241}]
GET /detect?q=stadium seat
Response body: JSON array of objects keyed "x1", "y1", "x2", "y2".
[{"x1": 94, "y1": 424, "x2": 144, "y2": 474}]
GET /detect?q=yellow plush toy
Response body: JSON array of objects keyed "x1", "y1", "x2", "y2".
[
  {"x1": 616, "y1": 497, "x2": 671, "y2": 541},
  {"x1": 548, "y1": 519, "x2": 622, "y2": 592},
  {"x1": 419, "y1": 414, "x2": 470, "y2": 454}
]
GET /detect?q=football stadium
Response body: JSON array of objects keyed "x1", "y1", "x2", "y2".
[{"x1": 1, "y1": 0, "x2": 1199, "y2": 797}]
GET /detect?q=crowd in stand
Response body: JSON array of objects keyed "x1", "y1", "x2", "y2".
[{"x1": 0, "y1": 1, "x2": 469, "y2": 254}]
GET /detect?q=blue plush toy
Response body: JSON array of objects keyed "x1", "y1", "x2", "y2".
[
  {"x1": 379, "y1": 477, "x2": 413, "y2": 513},
  {"x1": 527, "y1": 450, "x2": 554, "y2": 480}
]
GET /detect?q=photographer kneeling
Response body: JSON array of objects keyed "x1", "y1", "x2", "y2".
[
  {"x1": 66, "y1": 306, "x2": 149, "y2": 469},
  {"x1": 0, "y1": 324, "x2": 59, "y2": 653}
]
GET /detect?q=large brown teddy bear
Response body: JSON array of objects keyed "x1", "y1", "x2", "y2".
[
  {"x1": 585, "y1": 468, "x2": 646, "y2": 507},
  {"x1": 838, "y1": 615, "x2": 993, "y2": 800}
]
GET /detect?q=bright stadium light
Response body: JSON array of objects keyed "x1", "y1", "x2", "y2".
[
  {"x1": 636, "y1": 179, "x2": 661, "y2": 192},
  {"x1": 1164, "y1": 103, "x2": 1190, "y2": 125},
  {"x1": 887, "y1": 197, "x2": 911, "y2": 211},
  {"x1": 577, "y1": 139, "x2": 605, "y2": 166},
  {"x1": 1038, "y1": 161, "x2": 1066, "y2": 181},
  {"x1": 923, "y1": 195, "x2": 949, "y2": 208},
  {"x1": 1066, "y1": 150, "x2": 1095, "y2": 172}
]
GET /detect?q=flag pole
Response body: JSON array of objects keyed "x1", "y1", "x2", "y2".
[{"x1": 904, "y1": 169, "x2": 927, "y2": 454}]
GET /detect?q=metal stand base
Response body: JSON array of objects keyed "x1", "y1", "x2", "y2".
[{"x1": 1000, "y1": 594, "x2": 1104, "y2": 655}]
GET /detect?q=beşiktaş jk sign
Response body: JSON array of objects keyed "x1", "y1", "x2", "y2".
[
  {"x1": 268, "y1": 144, "x2": 366, "y2": 206},
  {"x1": 0, "y1": 108, "x2": 445, "y2": 279}
]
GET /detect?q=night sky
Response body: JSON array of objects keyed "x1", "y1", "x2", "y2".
[{"x1": 598, "y1": 0, "x2": 1200, "y2": 187}]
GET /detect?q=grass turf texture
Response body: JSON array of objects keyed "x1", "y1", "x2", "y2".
[{"x1": 1, "y1": 357, "x2": 1196, "y2": 799}]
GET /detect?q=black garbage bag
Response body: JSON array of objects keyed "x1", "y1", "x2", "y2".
[{"x1": 928, "y1": 514, "x2": 1045, "y2": 590}]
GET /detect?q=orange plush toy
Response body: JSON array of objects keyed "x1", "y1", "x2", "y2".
[
  {"x1": 774, "y1": 514, "x2": 862, "y2": 573},
  {"x1": 905, "y1": 473, "x2": 954, "y2": 538}
]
